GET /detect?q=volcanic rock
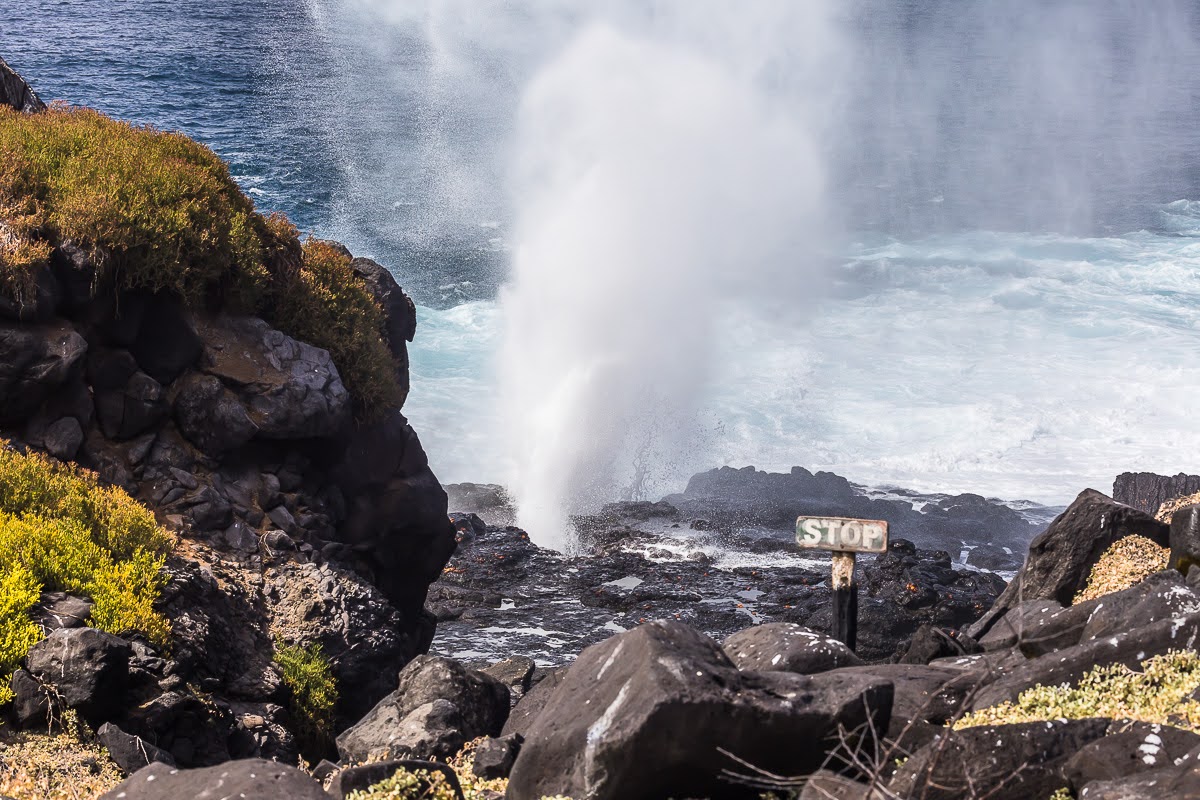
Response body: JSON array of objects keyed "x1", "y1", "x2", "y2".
[
  {"x1": 1064, "y1": 723, "x2": 1200, "y2": 792},
  {"x1": 505, "y1": 620, "x2": 893, "y2": 800},
  {"x1": 24, "y1": 627, "x2": 131, "y2": 725},
  {"x1": 0, "y1": 55, "x2": 45, "y2": 112},
  {"x1": 722, "y1": 622, "x2": 862, "y2": 674},
  {"x1": 97, "y1": 722, "x2": 177, "y2": 774},
  {"x1": 889, "y1": 719, "x2": 1112, "y2": 800},
  {"x1": 1114, "y1": 471, "x2": 1200, "y2": 517},
  {"x1": 0, "y1": 321, "x2": 87, "y2": 424},
  {"x1": 969, "y1": 489, "x2": 1168, "y2": 639},
  {"x1": 336, "y1": 655, "x2": 509, "y2": 763},
  {"x1": 97, "y1": 759, "x2": 332, "y2": 800},
  {"x1": 472, "y1": 733, "x2": 523, "y2": 780},
  {"x1": 196, "y1": 315, "x2": 350, "y2": 439}
]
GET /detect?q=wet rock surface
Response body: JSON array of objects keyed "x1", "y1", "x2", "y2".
[{"x1": 429, "y1": 502, "x2": 1009, "y2": 666}]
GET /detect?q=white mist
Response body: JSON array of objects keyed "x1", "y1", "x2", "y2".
[{"x1": 498, "y1": 15, "x2": 840, "y2": 548}]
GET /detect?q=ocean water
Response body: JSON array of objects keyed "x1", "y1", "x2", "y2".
[{"x1": 6, "y1": 1, "x2": 1200, "y2": 527}]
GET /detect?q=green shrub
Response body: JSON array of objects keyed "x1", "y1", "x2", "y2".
[
  {"x1": 274, "y1": 641, "x2": 338, "y2": 752},
  {"x1": 0, "y1": 445, "x2": 174, "y2": 703},
  {"x1": 956, "y1": 650, "x2": 1200, "y2": 733},
  {"x1": 0, "y1": 105, "x2": 291, "y2": 307},
  {"x1": 273, "y1": 240, "x2": 401, "y2": 418},
  {"x1": 0, "y1": 106, "x2": 399, "y2": 417},
  {"x1": 0, "y1": 566, "x2": 43, "y2": 706}
]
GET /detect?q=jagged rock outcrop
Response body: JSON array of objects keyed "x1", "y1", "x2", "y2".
[
  {"x1": 0, "y1": 55, "x2": 45, "y2": 112},
  {"x1": 663, "y1": 465, "x2": 1041, "y2": 553},
  {"x1": 1113, "y1": 471, "x2": 1200, "y2": 516},
  {"x1": 0, "y1": 238, "x2": 454, "y2": 764},
  {"x1": 968, "y1": 489, "x2": 1168, "y2": 639}
]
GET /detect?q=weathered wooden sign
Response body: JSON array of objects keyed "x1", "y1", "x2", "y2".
[
  {"x1": 795, "y1": 516, "x2": 889, "y2": 554},
  {"x1": 795, "y1": 516, "x2": 889, "y2": 652}
]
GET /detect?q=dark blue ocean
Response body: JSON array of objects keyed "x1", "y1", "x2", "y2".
[{"x1": 7, "y1": 1, "x2": 1200, "y2": 529}]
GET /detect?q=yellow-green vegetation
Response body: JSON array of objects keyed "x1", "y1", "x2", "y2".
[
  {"x1": 956, "y1": 650, "x2": 1200, "y2": 733},
  {"x1": 0, "y1": 106, "x2": 400, "y2": 417},
  {"x1": 1074, "y1": 535, "x2": 1169, "y2": 604},
  {"x1": 341, "y1": 739, "x2": 549, "y2": 800},
  {"x1": 1047, "y1": 789, "x2": 1072, "y2": 800},
  {"x1": 0, "y1": 722, "x2": 123, "y2": 800},
  {"x1": 0, "y1": 445, "x2": 174, "y2": 701},
  {"x1": 275, "y1": 641, "x2": 338, "y2": 751},
  {"x1": 0, "y1": 105, "x2": 293, "y2": 307},
  {"x1": 273, "y1": 240, "x2": 401, "y2": 417}
]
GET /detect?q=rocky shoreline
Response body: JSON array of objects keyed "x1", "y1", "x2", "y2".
[{"x1": 6, "y1": 54, "x2": 1200, "y2": 800}]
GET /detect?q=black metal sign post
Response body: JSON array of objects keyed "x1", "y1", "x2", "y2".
[{"x1": 796, "y1": 516, "x2": 889, "y2": 653}]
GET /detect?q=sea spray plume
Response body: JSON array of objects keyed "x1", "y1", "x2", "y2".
[{"x1": 498, "y1": 20, "x2": 837, "y2": 550}]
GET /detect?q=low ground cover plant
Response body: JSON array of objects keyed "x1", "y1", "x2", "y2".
[
  {"x1": 0, "y1": 445, "x2": 174, "y2": 702},
  {"x1": 956, "y1": 650, "x2": 1200, "y2": 733}
]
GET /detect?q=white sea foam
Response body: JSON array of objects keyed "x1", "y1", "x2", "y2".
[{"x1": 408, "y1": 221, "x2": 1200, "y2": 516}]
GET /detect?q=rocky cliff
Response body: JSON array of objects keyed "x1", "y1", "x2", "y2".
[{"x1": 0, "y1": 61, "x2": 455, "y2": 768}]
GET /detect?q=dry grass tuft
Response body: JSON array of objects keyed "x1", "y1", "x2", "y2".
[
  {"x1": 0, "y1": 724, "x2": 122, "y2": 800},
  {"x1": 1073, "y1": 534, "x2": 1168, "y2": 604},
  {"x1": 1157, "y1": 491, "x2": 1200, "y2": 524}
]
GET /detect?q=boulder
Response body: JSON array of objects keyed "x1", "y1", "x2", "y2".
[
  {"x1": 969, "y1": 490, "x2": 1169, "y2": 639},
  {"x1": 0, "y1": 321, "x2": 87, "y2": 424},
  {"x1": 97, "y1": 722, "x2": 176, "y2": 774},
  {"x1": 965, "y1": 543, "x2": 1021, "y2": 571},
  {"x1": 1064, "y1": 723, "x2": 1200, "y2": 792},
  {"x1": 1079, "y1": 574, "x2": 1200, "y2": 641},
  {"x1": 96, "y1": 370, "x2": 168, "y2": 440},
  {"x1": 888, "y1": 719, "x2": 1112, "y2": 800},
  {"x1": 502, "y1": 665, "x2": 568, "y2": 739},
  {"x1": 0, "y1": 55, "x2": 45, "y2": 112},
  {"x1": 97, "y1": 759, "x2": 332, "y2": 800},
  {"x1": 472, "y1": 734, "x2": 522, "y2": 780},
  {"x1": 1079, "y1": 758, "x2": 1200, "y2": 799},
  {"x1": 197, "y1": 316, "x2": 350, "y2": 440},
  {"x1": 479, "y1": 656, "x2": 536, "y2": 705},
  {"x1": 118, "y1": 689, "x2": 236, "y2": 768},
  {"x1": 1171, "y1": 504, "x2": 1200, "y2": 574},
  {"x1": 30, "y1": 592, "x2": 92, "y2": 632},
  {"x1": 898, "y1": 624, "x2": 980, "y2": 664},
  {"x1": 10, "y1": 669, "x2": 51, "y2": 728},
  {"x1": 979, "y1": 570, "x2": 1187, "y2": 656},
  {"x1": 336, "y1": 655, "x2": 509, "y2": 763},
  {"x1": 173, "y1": 373, "x2": 258, "y2": 455},
  {"x1": 722, "y1": 622, "x2": 862, "y2": 674},
  {"x1": 967, "y1": 609, "x2": 1200, "y2": 711},
  {"x1": 505, "y1": 620, "x2": 893, "y2": 800},
  {"x1": 41, "y1": 416, "x2": 84, "y2": 461},
  {"x1": 24, "y1": 627, "x2": 131, "y2": 725}
]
